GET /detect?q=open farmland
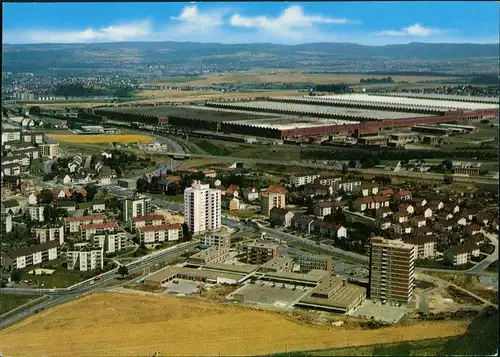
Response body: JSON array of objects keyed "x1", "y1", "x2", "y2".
[
  {"x1": 47, "y1": 133, "x2": 152, "y2": 144},
  {"x1": 0, "y1": 292, "x2": 471, "y2": 357},
  {"x1": 152, "y1": 73, "x2": 462, "y2": 87}
]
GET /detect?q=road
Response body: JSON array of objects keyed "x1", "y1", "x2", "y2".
[
  {"x1": 468, "y1": 230, "x2": 498, "y2": 274},
  {"x1": 43, "y1": 159, "x2": 55, "y2": 174}
]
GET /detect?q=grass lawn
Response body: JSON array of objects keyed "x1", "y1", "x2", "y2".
[
  {"x1": 151, "y1": 193, "x2": 184, "y2": 203},
  {"x1": 123, "y1": 283, "x2": 167, "y2": 293},
  {"x1": 486, "y1": 260, "x2": 498, "y2": 273},
  {"x1": 225, "y1": 210, "x2": 260, "y2": 219},
  {"x1": 23, "y1": 269, "x2": 95, "y2": 289},
  {"x1": 0, "y1": 294, "x2": 43, "y2": 316}
]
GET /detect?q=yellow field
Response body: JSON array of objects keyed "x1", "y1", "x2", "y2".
[
  {"x1": 0, "y1": 292, "x2": 470, "y2": 357},
  {"x1": 47, "y1": 133, "x2": 152, "y2": 144},
  {"x1": 152, "y1": 73, "x2": 460, "y2": 87}
]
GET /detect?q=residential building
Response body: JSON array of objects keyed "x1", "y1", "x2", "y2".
[
  {"x1": 38, "y1": 143, "x2": 60, "y2": 159},
  {"x1": 368, "y1": 237, "x2": 417, "y2": 305},
  {"x1": 303, "y1": 183, "x2": 333, "y2": 197},
  {"x1": 66, "y1": 246, "x2": 104, "y2": 271},
  {"x1": 2, "y1": 175, "x2": 22, "y2": 191},
  {"x1": 188, "y1": 245, "x2": 230, "y2": 265},
  {"x1": 92, "y1": 232, "x2": 127, "y2": 254},
  {"x1": 202, "y1": 169, "x2": 217, "y2": 178},
  {"x1": 291, "y1": 214, "x2": 315, "y2": 234},
  {"x1": 28, "y1": 193, "x2": 38, "y2": 205},
  {"x1": 28, "y1": 205, "x2": 45, "y2": 222},
  {"x1": 289, "y1": 174, "x2": 320, "y2": 187},
  {"x1": 260, "y1": 186, "x2": 287, "y2": 216},
  {"x1": 242, "y1": 187, "x2": 259, "y2": 201},
  {"x1": 31, "y1": 225, "x2": 65, "y2": 245},
  {"x1": 57, "y1": 201, "x2": 76, "y2": 212},
  {"x1": 403, "y1": 234, "x2": 437, "y2": 259},
  {"x1": 394, "y1": 190, "x2": 412, "y2": 202},
  {"x1": 353, "y1": 183, "x2": 379, "y2": 197},
  {"x1": 259, "y1": 257, "x2": 294, "y2": 273},
  {"x1": 334, "y1": 180, "x2": 361, "y2": 192},
  {"x1": 313, "y1": 201, "x2": 334, "y2": 217},
  {"x1": 2, "y1": 162, "x2": 21, "y2": 176},
  {"x1": 1, "y1": 214, "x2": 13, "y2": 233},
  {"x1": 224, "y1": 184, "x2": 240, "y2": 198},
  {"x1": 184, "y1": 182, "x2": 221, "y2": 235},
  {"x1": 313, "y1": 176, "x2": 342, "y2": 187},
  {"x1": 1, "y1": 199, "x2": 21, "y2": 215},
  {"x1": 428, "y1": 200, "x2": 444, "y2": 211},
  {"x1": 65, "y1": 215, "x2": 106, "y2": 233},
  {"x1": 376, "y1": 207, "x2": 393, "y2": 219},
  {"x1": 92, "y1": 199, "x2": 106, "y2": 213},
  {"x1": 354, "y1": 195, "x2": 390, "y2": 211},
  {"x1": 270, "y1": 207, "x2": 295, "y2": 228},
  {"x1": 445, "y1": 243, "x2": 480, "y2": 266},
  {"x1": 311, "y1": 220, "x2": 347, "y2": 239},
  {"x1": 136, "y1": 224, "x2": 183, "y2": 248},
  {"x1": 1, "y1": 128, "x2": 21, "y2": 145},
  {"x1": 415, "y1": 206, "x2": 433, "y2": 218},
  {"x1": 130, "y1": 214, "x2": 167, "y2": 231},
  {"x1": 296, "y1": 254, "x2": 333, "y2": 274},
  {"x1": 223, "y1": 197, "x2": 240, "y2": 211},
  {"x1": 122, "y1": 194, "x2": 152, "y2": 222},
  {"x1": 245, "y1": 241, "x2": 279, "y2": 265},
  {"x1": 0, "y1": 241, "x2": 59, "y2": 270},
  {"x1": 393, "y1": 222, "x2": 413, "y2": 235},
  {"x1": 80, "y1": 222, "x2": 118, "y2": 241},
  {"x1": 410, "y1": 216, "x2": 427, "y2": 228},
  {"x1": 399, "y1": 203, "x2": 415, "y2": 215},
  {"x1": 201, "y1": 233, "x2": 231, "y2": 248}
]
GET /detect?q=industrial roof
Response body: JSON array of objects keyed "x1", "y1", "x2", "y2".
[
  {"x1": 320, "y1": 94, "x2": 498, "y2": 111},
  {"x1": 379, "y1": 92, "x2": 500, "y2": 104},
  {"x1": 260, "y1": 269, "x2": 329, "y2": 283},
  {"x1": 202, "y1": 263, "x2": 259, "y2": 274},
  {"x1": 144, "y1": 266, "x2": 245, "y2": 283},
  {"x1": 299, "y1": 283, "x2": 366, "y2": 309}
]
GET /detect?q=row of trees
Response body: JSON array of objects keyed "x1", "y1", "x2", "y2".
[{"x1": 360, "y1": 77, "x2": 393, "y2": 84}]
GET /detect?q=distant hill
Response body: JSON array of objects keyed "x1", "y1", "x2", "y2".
[{"x1": 2, "y1": 41, "x2": 499, "y2": 74}]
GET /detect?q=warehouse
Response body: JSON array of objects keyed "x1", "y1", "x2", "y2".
[
  {"x1": 143, "y1": 266, "x2": 245, "y2": 286},
  {"x1": 357, "y1": 135, "x2": 389, "y2": 146}
]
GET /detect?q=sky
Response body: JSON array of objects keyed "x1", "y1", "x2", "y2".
[{"x1": 3, "y1": 2, "x2": 499, "y2": 45}]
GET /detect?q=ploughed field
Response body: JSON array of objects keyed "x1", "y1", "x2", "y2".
[
  {"x1": 47, "y1": 133, "x2": 152, "y2": 144},
  {"x1": 0, "y1": 292, "x2": 470, "y2": 357}
]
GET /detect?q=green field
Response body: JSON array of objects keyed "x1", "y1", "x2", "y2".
[
  {"x1": 22, "y1": 269, "x2": 95, "y2": 289},
  {"x1": 0, "y1": 294, "x2": 42, "y2": 316},
  {"x1": 268, "y1": 308, "x2": 498, "y2": 356}
]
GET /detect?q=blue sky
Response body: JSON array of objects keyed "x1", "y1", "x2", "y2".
[{"x1": 3, "y1": 2, "x2": 499, "y2": 45}]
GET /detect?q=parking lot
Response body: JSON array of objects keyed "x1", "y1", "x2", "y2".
[
  {"x1": 163, "y1": 279, "x2": 200, "y2": 294},
  {"x1": 230, "y1": 281, "x2": 311, "y2": 308},
  {"x1": 349, "y1": 300, "x2": 413, "y2": 323}
]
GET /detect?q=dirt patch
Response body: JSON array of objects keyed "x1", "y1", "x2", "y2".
[
  {"x1": 445, "y1": 287, "x2": 483, "y2": 305},
  {"x1": 0, "y1": 292, "x2": 470, "y2": 357}
]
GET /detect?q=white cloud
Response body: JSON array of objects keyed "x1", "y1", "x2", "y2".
[
  {"x1": 376, "y1": 23, "x2": 441, "y2": 37},
  {"x1": 170, "y1": 5, "x2": 224, "y2": 33},
  {"x1": 230, "y1": 5, "x2": 354, "y2": 40},
  {"x1": 5, "y1": 20, "x2": 152, "y2": 43}
]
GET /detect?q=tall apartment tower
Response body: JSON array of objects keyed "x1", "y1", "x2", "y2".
[
  {"x1": 368, "y1": 237, "x2": 416, "y2": 305},
  {"x1": 122, "y1": 194, "x2": 152, "y2": 222},
  {"x1": 184, "y1": 182, "x2": 221, "y2": 235}
]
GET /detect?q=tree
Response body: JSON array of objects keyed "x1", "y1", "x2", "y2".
[
  {"x1": 84, "y1": 183, "x2": 99, "y2": 201},
  {"x1": 39, "y1": 189, "x2": 54, "y2": 204},
  {"x1": 28, "y1": 106, "x2": 41, "y2": 115},
  {"x1": 118, "y1": 265, "x2": 129, "y2": 278},
  {"x1": 11, "y1": 269, "x2": 22, "y2": 283},
  {"x1": 83, "y1": 209, "x2": 90, "y2": 216},
  {"x1": 181, "y1": 223, "x2": 192, "y2": 242},
  {"x1": 442, "y1": 159, "x2": 453, "y2": 171},
  {"x1": 72, "y1": 192, "x2": 84, "y2": 203},
  {"x1": 341, "y1": 163, "x2": 349, "y2": 174},
  {"x1": 136, "y1": 177, "x2": 149, "y2": 193},
  {"x1": 444, "y1": 176, "x2": 453, "y2": 185}
]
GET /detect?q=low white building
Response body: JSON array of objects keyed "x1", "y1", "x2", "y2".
[{"x1": 67, "y1": 247, "x2": 104, "y2": 271}]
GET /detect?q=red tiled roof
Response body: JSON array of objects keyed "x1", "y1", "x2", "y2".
[
  {"x1": 65, "y1": 215, "x2": 106, "y2": 222},
  {"x1": 267, "y1": 185, "x2": 288, "y2": 194},
  {"x1": 396, "y1": 190, "x2": 412, "y2": 196},
  {"x1": 132, "y1": 215, "x2": 166, "y2": 222},
  {"x1": 225, "y1": 184, "x2": 239, "y2": 194},
  {"x1": 138, "y1": 224, "x2": 181, "y2": 232},
  {"x1": 80, "y1": 222, "x2": 118, "y2": 230}
]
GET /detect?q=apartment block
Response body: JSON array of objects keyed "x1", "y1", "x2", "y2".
[
  {"x1": 368, "y1": 237, "x2": 416, "y2": 305},
  {"x1": 334, "y1": 180, "x2": 362, "y2": 192},
  {"x1": 31, "y1": 224, "x2": 65, "y2": 245},
  {"x1": 201, "y1": 233, "x2": 231, "y2": 248},
  {"x1": 289, "y1": 174, "x2": 320, "y2": 187},
  {"x1": 296, "y1": 254, "x2": 333, "y2": 274},
  {"x1": 1, "y1": 214, "x2": 13, "y2": 233},
  {"x1": 92, "y1": 231, "x2": 127, "y2": 254},
  {"x1": 0, "y1": 241, "x2": 59, "y2": 270},
  {"x1": 403, "y1": 234, "x2": 437, "y2": 260},
  {"x1": 28, "y1": 205, "x2": 45, "y2": 222},
  {"x1": 184, "y1": 182, "x2": 221, "y2": 235},
  {"x1": 245, "y1": 241, "x2": 279, "y2": 265},
  {"x1": 38, "y1": 143, "x2": 60, "y2": 159},
  {"x1": 188, "y1": 246, "x2": 230, "y2": 265},
  {"x1": 122, "y1": 194, "x2": 152, "y2": 222},
  {"x1": 129, "y1": 214, "x2": 167, "y2": 231},
  {"x1": 261, "y1": 191, "x2": 286, "y2": 216},
  {"x1": 259, "y1": 257, "x2": 294, "y2": 273},
  {"x1": 80, "y1": 222, "x2": 118, "y2": 241},
  {"x1": 65, "y1": 215, "x2": 106, "y2": 233},
  {"x1": 136, "y1": 224, "x2": 183, "y2": 248},
  {"x1": 445, "y1": 243, "x2": 480, "y2": 266},
  {"x1": 67, "y1": 246, "x2": 104, "y2": 271}
]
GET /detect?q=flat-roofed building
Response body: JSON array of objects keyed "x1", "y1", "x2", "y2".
[
  {"x1": 259, "y1": 257, "x2": 294, "y2": 273},
  {"x1": 184, "y1": 182, "x2": 221, "y2": 235},
  {"x1": 188, "y1": 246, "x2": 230, "y2": 265},
  {"x1": 67, "y1": 246, "x2": 104, "y2": 271},
  {"x1": 65, "y1": 215, "x2": 106, "y2": 233},
  {"x1": 31, "y1": 224, "x2": 65, "y2": 245},
  {"x1": 80, "y1": 222, "x2": 118, "y2": 241},
  {"x1": 296, "y1": 254, "x2": 333, "y2": 274},
  {"x1": 357, "y1": 136, "x2": 388, "y2": 146},
  {"x1": 38, "y1": 143, "x2": 60, "y2": 159},
  {"x1": 201, "y1": 233, "x2": 231, "y2": 248},
  {"x1": 368, "y1": 237, "x2": 416, "y2": 305},
  {"x1": 245, "y1": 241, "x2": 279, "y2": 265},
  {"x1": 91, "y1": 231, "x2": 127, "y2": 254},
  {"x1": 144, "y1": 266, "x2": 245, "y2": 287},
  {"x1": 289, "y1": 174, "x2": 320, "y2": 187},
  {"x1": 129, "y1": 214, "x2": 167, "y2": 231}
]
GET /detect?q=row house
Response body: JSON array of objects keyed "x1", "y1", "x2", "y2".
[
  {"x1": 289, "y1": 174, "x2": 320, "y2": 187},
  {"x1": 65, "y1": 215, "x2": 106, "y2": 233},
  {"x1": 136, "y1": 224, "x2": 183, "y2": 248},
  {"x1": 376, "y1": 207, "x2": 393, "y2": 219},
  {"x1": 403, "y1": 234, "x2": 437, "y2": 259},
  {"x1": 313, "y1": 201, "x2": 335, "y2": 217},
  {"x1": 303, "y1": 183, "x2": 333, "y2": 197},
  {"x1": 129, "y1": 214, "x2": 167, "y2": 231},
  {"x1": 393, "y1": 190, "x2": 412, "y2": 202},
  {"x1": 0, "y1": 241, "x2": 59, "y2": 270},
  {"x1": 354, "y1": 195, "x2": 390, "y2": 212},
  {"x1": 393, "y1": 222, "x2": 413, "y2": 235},
  {"x1": 409, "y1": 197, "x2": 427, "y2": 208},
  {"x1": 445, "y1": 242, "x2": 480, "y2": 266},
  {"x1": 353, "y1": 183, "x2": 379, "y2": 197},
  {"x1": 270, "y1": 207, "x2": 295, "y2": 228},
  {"x1": 311, "y1": 220, "x2": 347, "y2": 239},
  {"x1": 415, "y1": 206, "x2": 433, "y2": 218},
  {"x1": 334, "y1": 180, "x2": 362, "y2": 193},
  {"x1": 291, "y1": 214, "x2": 315, "y2": 234},
  {"x1": 400, "y1": 203, "x2": 414, "y2": 215},
  {"x1": 92, "y1": 231, "x2": 127, "y2": 254},
  {"x1": 410, "y1": 216, "x2": 426, "y2": 228},
  {"x1": 464, "y1": 224, "x2": 481, "y2": 237},
  {"x1": 428, "y1": 200, "x2": 444, "y2": 211},
  {"x1": 313, "y1": 176, "x2": 342, "y2": 188},
  {"x1": 31, "y1": 225, "x2": 65, "y2": 245},
  {"x1": 80, "y1": 222, "x2": 118, "y2": 241}
]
